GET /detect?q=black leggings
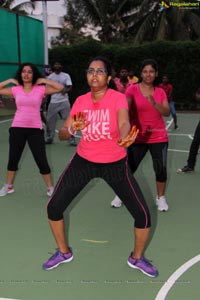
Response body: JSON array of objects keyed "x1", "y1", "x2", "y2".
[
  {"x1": 187, "y1": 121, "x2": 200, "y2": 168},
  {"x1": 128, "y1": 142, "x2": 168, "y2": 182},
  {"x1": 8, "y1": 127, "x2": 51, "y2": 174},
  {"x1": 47, "y1": 154, "x2": 151, "y2": 229}
]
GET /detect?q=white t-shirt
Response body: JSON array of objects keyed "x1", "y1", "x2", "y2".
[{"x1": 48, "y1": 72, "x2": 72, "y2": 103}]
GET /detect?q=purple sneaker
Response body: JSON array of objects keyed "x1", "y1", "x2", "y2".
[
  {"x1": 42, "y1": 249, "x2": 73, "y2": 270},
  {"x1": 127, "y1": 253, "x2": 158, "y2": 277}
]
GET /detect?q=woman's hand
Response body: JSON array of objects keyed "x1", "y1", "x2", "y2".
[
  {"x1": 38, "y1": 78, "x2": 64, "y2": 94},
  {"x1": 117, "y1": 125, "x2": 139, "y2": 148},
  {"x1": 58, "y1": 127, "x2": 69, "y2": 141},
  {"x1": 0, "y1": 79, "x2": 19, "y2": 96},
  {"x1": 59, "y1": 112, "x2": 90, "y2": 141},
  {"x1": 36, "y1": 78, "x2": 47, "y2": 85},
  {"x1": 0, "y1": 78, "x2": 19, "y2": 88},
  {"x1": 71, "y1": 112, "x2": 90, "y2": 131},
  {"x1": 146, "y1": 95, "x2": 156, "y2": 106},
  {"x1": 10, "y1": 79, "x2": 19, "y2": 86},
  {"x1": 146, "y1": 95, "x2": 170, "y2": 116}
]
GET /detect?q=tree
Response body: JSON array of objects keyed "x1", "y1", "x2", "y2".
[
  {"x1": 131, "y1": 0, "x2": 200, "y2": 43},
  {"x1": 51, "y1": 24, "x2": 94, "y2": 46},
  {"x1": 64, "y1": 0, "x2": 142, "y2": 43},
  {"x1": 63, "y1": 0, "x2": 200, "y2": 44}
]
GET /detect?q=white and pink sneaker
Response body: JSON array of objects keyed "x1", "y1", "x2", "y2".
[{"x1": 0, "y1": 184, "x2": 14, "y2": 197}]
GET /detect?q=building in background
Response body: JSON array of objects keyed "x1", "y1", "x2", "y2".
[
  {"x1": 7, "y1": 0, "x2": 98, "y2": 49},
  {"x1": 9, "y1": 0, "x2": 66, "y2": 48},
  {"x1": 30, "y1": 0, "x2": 66, "y2": 48}
]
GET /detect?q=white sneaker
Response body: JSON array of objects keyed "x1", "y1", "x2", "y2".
[
  {"x1": 0, "y1": 184, "x2": 14, "y2": 197},
  {"x1": 111, "y1": 195, "x2": 123, "y2": 208},
  {"x1": 156, "y1": 196, "x2": 169, "y2": 212},
  {"x1": 47, "y1": 186, "x2": 54, "y2": 197}
]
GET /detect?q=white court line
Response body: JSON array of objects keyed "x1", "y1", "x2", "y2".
[
  {"x1": 81, "y1": 239, "x2": 108, "y2": 244},
  {"x1": 55, "y1": 129, "x2": 82, "y2": 139},
  {"x1": 166, "y1": 119, "x2": 194, "y2": 140},
  {"x1": 155, "y1": 254, "x2": 200, "y2": 300},
  {"x1": 166, "y1": 119, "x2": 174, "y2": 130},
  {"x1": 188, "y1": 134, "x2": 194, "y2": 140},
  {"x1": 168, "y1": 148, "x2": 189, "y2": 153},
  {"x1": 0, "y1": 298, "x2": 20, "y2": 300},
  {"x1": 168, "y1": 133, "x2": 193, "y2": 137},
  {"x1": 74, "y1": 134, "x2": 82, "y2": 139},
  {"x1": 0, "y1": 119, "x2": 12, "y2": 124}
]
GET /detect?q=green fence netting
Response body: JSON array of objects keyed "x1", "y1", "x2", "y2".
[{"x1": 0, "y1": 8, "x2": 44, "y2": 81}]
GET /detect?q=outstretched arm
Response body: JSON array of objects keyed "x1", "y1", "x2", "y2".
[{"x1": 0, "y1": 79, "x2": 19, "y2": 96}]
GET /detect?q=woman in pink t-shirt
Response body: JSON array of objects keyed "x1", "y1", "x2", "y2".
[
  {"x1": 42, "y1": 56, "x2": 158, "y2": 278},
  {"x1": 0, "y1": 63, "x2": 64, "y2": 197},
  {"x1": 111, "y1": 59, "x2": 170, "y2": 212}
]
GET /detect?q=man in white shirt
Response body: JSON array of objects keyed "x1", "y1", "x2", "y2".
[{"x1": 45, "y1": 62, "x2": 76, "y2": 146}]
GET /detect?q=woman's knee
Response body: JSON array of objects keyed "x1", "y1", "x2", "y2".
[
  {"x1": 155, "y1": 171, "x2": 167, "y2": 182},
  {"x1": 7, "y1": 162, "x2": 18, "y2": 171},
  {"x1": 153, "y1": 158, "x2": 167, "y2": 182},
  {"x1": 40, "y1": 165, "x2": 51, "y2": 174},
  {"x1": 134, "y1": 210, "x2": 151, "y2": 228},
  {"x1": 47, "y1": 202, "x2": 63, "y2": 221}
]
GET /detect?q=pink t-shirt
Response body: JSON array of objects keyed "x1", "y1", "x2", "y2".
[
  {"x1": 159, "y1": 83, "x2": 173, "y2": 101},
  {"x1": 70, "y1": 88, "x2": 128, "y2": 163},
  {"x1": 114, "y1": 77, "x2": 133, "y2": 94},
  {"x1": 11, "y1": 85, "x2": 45, "y2": 129},
  {"x1": 126, "y1": 84, "x2": 168, "y2": 143}
]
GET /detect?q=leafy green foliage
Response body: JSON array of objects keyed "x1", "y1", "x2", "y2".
[{"x1": 49, "y1": 39, "x2": 200, "y2": 109}]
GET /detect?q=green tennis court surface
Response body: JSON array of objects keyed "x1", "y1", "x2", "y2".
[{"x1": 0, "y1": 113, "x2": 199, "y2": 300}]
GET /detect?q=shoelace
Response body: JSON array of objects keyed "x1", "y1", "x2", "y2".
[
  {"x1": 48, "y1": 250, "x2": 60, "y2": 260},
  {"x1": 139, "y1": 257, "x2": 154, "y2": 267}
]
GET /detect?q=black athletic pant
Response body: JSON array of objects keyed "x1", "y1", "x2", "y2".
[
  {"x1": 128, "y1": 142, "x2": 168, "y2": 182},
  {"x1": 8, "y1": 127, "x2": 51, "y2": 174},
  {"x1": 47, "y1": 154, "x2": 151, "y2": 229},
  {"x1": 187, "y1": 121, "x2": 200, "y2": 169}
]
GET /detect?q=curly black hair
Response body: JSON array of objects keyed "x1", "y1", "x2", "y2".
[{"x1": 15, "y1": 63, "x2": 43, "y2": 85}]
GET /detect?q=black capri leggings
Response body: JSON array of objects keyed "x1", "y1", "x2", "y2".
[
  {"x1": 47, "y1": 154, "x2": 151, "y2": 229},
  {"x1": 128, "y1": 142, "x2": 168, "y2": 182},
  {"x1": 8, "y1": 127, "x2": 51, "y2": 174}
]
